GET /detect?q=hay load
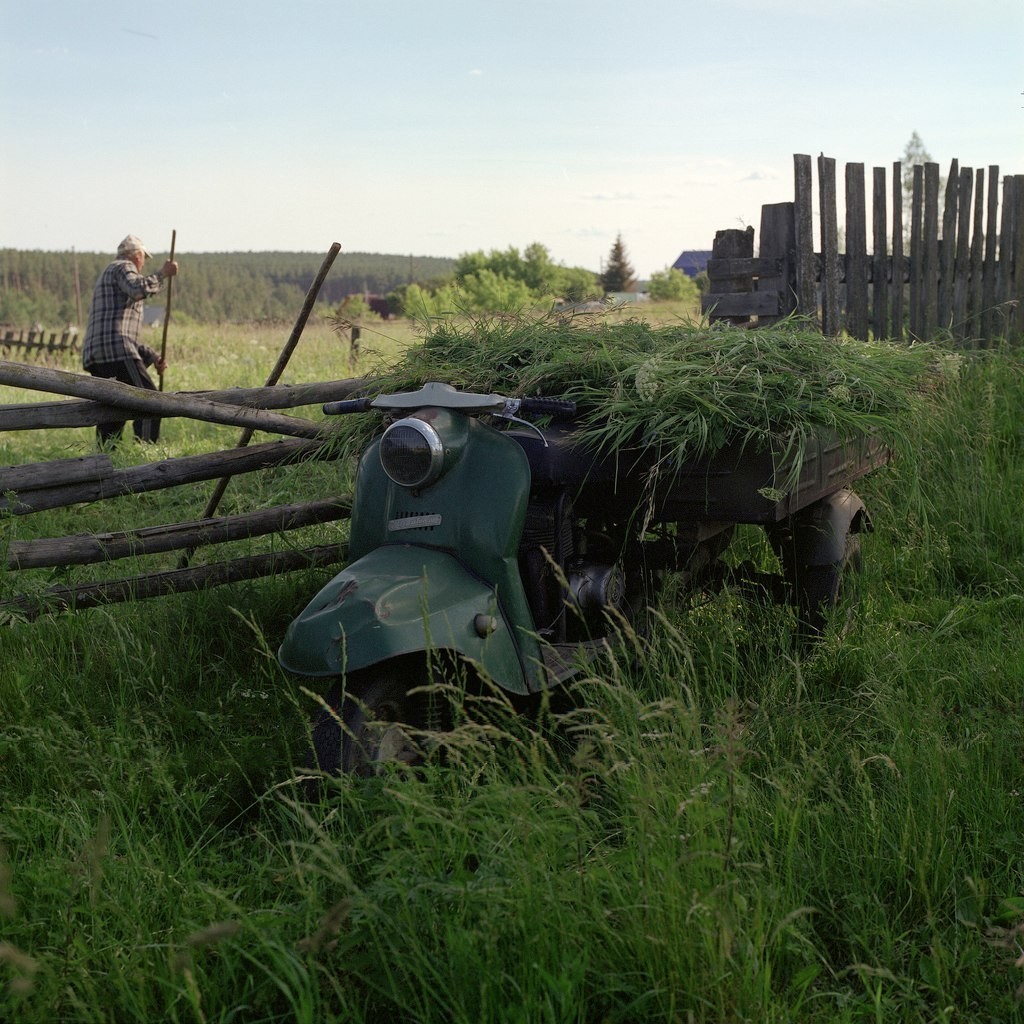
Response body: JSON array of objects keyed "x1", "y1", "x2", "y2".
[{"x1": 342, "y1": 314, "x2": 948, "y2": 472}]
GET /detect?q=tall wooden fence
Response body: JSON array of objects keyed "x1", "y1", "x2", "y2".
[
  {"x1": 0, "y1": 364, "x2": 365, "y2": 620},
  {"x1": 703, "y1": 153, "x2": 1023, "y2": 345}
]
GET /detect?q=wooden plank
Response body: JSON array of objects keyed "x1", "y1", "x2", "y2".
[
  {"x1": 0, "y1": 437, "x2": 338, "y2": 514},
  {"x1": 909, "y1": 164, "x2": 924, "y2": 337},
  {"x1": 0, "y1": 453, "x2": 113, "y2": 492},
  {"x1": 1, "y1": 544, "x2": 347, "y2": 621},
  {"x1": 872, "y1": 167, "x2": 889, "y2": 340},
  {"x1": 0, "y1": 377, "x2": 370, "y2": 432},
  {"x1": 952, "y1": 165, "x2": 974, "y2": 340},
  {"x1": 891, "y1": 161, "x2": 905, "y2": 341},
  {"x1": 982, "y1": 165, "x2": 1000, "y2": 342},
  {"x1": 845, "y1": 162, "x2": 869, "y2": 339},
  {"x1": 5, "y1": 496, "x2": 352, "y2": 569},
  {"x1": 968, "y1": 168, "x2": 986, "y2": 342},
  {"x1": 704, "y1": 257, "x2": 784, "y2": 278},
  {"x1": 939, "y1": 159, "x2": 959, "y2": 330},
  {"x1": 701, "y1": 291, "x2": 780, "y2": 317},
  {"x1": 921, "y1": 163, "x2": 941, "y2": 338},
  {"x1": 818, "y1": 154, "x2": 840, "y2": 336},
  {"x1": 0, "y1": 362, "x2": 324, "y2": 439},
  {"x1": 793, "y1": 154, "x2": 818, "y2": 321},
  {"x1": 997, "y1": 175, "x2": 1015, "y2": 319},
  {"x1": 702, "y1": 227, "x2": 755, "y2": 324},
  {"x1": 756, "y1": 202, "x2": 795, "y2": 325},
  {"x1": 1012, "y1": 176, "x2": 1024, "y2": 343}
]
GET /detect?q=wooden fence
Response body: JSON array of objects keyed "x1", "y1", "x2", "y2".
[
  {"x1": 0, "y1": 364, "x2": 364, "y2": 620},
  {"x1": 703, "y1": 153, "x2": 1023, "y2": 345},
  {"x1": 2, "y1": 327, "x2": 79, "y2": 359}
]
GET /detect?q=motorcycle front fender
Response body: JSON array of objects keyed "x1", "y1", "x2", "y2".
[{"x1": 277, "y1": 544, "x2": 541, "y2": 695}]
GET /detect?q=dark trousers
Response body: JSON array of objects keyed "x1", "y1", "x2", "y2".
[{"x1": 87, "y1": 359, "x2": 161, "y2": 444}]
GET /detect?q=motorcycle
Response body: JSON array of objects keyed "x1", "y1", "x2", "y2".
[{"x1": 278, "y1": 380, "x2": 881, "y2": 775}]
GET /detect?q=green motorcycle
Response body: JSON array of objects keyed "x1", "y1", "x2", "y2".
[{"x1": 279, "y1": 381, "x2": 881, "y2": 775}]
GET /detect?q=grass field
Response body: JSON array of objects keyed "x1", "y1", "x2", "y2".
[{"x1": 1, "y1": 309, "x2": 1023, "y2": 1022}]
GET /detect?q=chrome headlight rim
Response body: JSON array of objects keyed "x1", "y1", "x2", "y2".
[{"x1": 379, "y1": 417, "x2": 445, "y2": 489}]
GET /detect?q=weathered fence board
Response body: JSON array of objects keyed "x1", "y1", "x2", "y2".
[{"x1": 705, "y1": 153, "x2": 1023, "y2": 344}]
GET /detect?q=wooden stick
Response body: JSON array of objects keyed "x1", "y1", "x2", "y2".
[
  {"x1": 182, "y1": 241, "x2": 341, "y2": 566},
  {"x1": 159, "y1": 229, "x2": 176, "y2": 391}
]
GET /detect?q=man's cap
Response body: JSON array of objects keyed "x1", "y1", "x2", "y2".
[{"x1": 117, "y1": 234, "x2": 151, "y2": 258}]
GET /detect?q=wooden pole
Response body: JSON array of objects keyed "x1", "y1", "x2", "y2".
[
  {"x1": 159, "y1": 229, "x2": 176, "y2": 391},
  {"x1": 180, "y1": 241, "x2": 341, "y2": 566},
  {"x1": 0, "y1": 362, "x2": 324, "y2": 438}
]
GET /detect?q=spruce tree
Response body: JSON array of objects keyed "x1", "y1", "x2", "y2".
[{"x1": 600, "y1": 234, "x2": 636, "y2": 293}]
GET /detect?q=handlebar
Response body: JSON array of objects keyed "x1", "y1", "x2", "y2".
[
  {"x1": 322, "y1": 386, "x2": 577, "y2": 421},
  {"x1": 513, "y1": 397, "x2": 577, "y2": 420},
  {"x1": 322, "y1": 398, "x2": 374, "y2": 416}
]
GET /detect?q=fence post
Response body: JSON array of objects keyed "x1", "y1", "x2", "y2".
[
  {"x1": 952, "y1": 165, "x2": 973, "y2": 340},
  {"x1": 872, "y1": 167, "x2": 889, "y2": 340},
  {"x1": 845, "y1": 162, "x2": 869, "y2": 340},
  {"x1": 1012, "y1": 175, "x2": 1024, "y2": 343},
  {"x1": 982, "y1": 166, "x2": 1000, "y2": 342},
  {"x1": 939, "y1": 158, "x2": 959, "y2": 331},
  {"x1": 922, "y1": 162, "x2": 941, "y2": 339},
  {"x1": 793, "y1": 154, "x2": 818, "y2": 323},
  {"x1": 817, "y1": 154, "x2": 840, "y2": 336},
  {"x1": 891, "y1": 161, "x2": 905, "y2": 341},
  {"x1": 757, "y1": 203, "x2": 796, "y2": 326}
]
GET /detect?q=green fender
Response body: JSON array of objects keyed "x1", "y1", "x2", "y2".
[{"x1": 277, "y1": 544, "x2": 541, "y2": 695}]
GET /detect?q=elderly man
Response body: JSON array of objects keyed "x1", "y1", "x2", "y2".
[{"x1": 82, "y1": 234, "x2": 178, "y2": 445}]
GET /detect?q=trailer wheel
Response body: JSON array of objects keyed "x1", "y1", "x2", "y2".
[{"x1": 794, "y1": 531, "x2": 862, "y2": 637}]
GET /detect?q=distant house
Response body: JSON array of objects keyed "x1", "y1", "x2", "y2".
[{"x1": 672, "y1": 250, "x2": 712, "y2": 278}]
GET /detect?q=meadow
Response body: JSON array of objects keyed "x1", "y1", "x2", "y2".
[{"x1": 1, "y1": 307, "x2": 1023, "y2": 1022}]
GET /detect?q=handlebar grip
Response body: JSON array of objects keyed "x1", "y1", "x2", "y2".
[
  {"x1": 518, "y1": 396, "x2": 577, "y2": 420},
  {"x1": 322, "y1": 398, "x2": 374, "y2": 416}
]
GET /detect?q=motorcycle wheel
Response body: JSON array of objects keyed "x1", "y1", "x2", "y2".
[{"x1": 309, "y1": 664, "x2": 427, "y2": 778}]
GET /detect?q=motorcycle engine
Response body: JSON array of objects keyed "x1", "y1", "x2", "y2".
[{"x1": 520, "y1": 491, "x2": 625, "y2": 641}]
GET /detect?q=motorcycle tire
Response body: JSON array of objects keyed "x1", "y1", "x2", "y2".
[{"x1": 308, "y1": 664, "x2": 427, "y2": 778}]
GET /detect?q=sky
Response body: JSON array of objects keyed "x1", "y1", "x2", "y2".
[{"x1": 1, "y1": 0, "x2": 1022, "y2": 279}]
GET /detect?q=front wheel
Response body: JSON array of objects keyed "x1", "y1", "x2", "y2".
[{"x1": 308, "y1": 661, "x2": 431, "y2": 777}]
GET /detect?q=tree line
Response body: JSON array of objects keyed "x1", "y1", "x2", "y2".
[
  {"x1": 0, "y1": 238, "x2": 700, "y2": 327},
  {"x1": 0, "y1": 250, "x2": 457, "y2": 327}
]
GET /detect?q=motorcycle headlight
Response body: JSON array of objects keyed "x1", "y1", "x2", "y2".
[{"x1": 379, "y1": 417, "x2": 445, "y2": 488}]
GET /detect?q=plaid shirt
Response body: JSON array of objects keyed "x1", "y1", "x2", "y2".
[{"x1": 82, "y1": 259, "x2": 165, "y2": 370}]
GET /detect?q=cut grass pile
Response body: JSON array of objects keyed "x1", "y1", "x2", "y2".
[{"x1": 338, "y1": 314, "x2": 954, "y2": 470}]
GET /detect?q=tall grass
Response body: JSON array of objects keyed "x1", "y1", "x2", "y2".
[{"x1": 1, "y1": 318, "x2": 1023, "y2": 1021}]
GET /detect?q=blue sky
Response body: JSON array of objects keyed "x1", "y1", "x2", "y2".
[{"x1": 2, "y1": 0, "x2": 1021, "y2": 278}]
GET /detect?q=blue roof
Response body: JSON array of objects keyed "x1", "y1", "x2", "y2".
[{"x1": 672, "y1": 250, "x2": 712, "y2": 277}]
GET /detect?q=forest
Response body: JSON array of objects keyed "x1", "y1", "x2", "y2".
[{"x1": 0, "y1": 249, "x2": 458, "y2": 326}]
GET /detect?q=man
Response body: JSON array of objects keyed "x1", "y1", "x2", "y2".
[{"x1": 82, "y1": 234, "x2": 178, "y2": 445}]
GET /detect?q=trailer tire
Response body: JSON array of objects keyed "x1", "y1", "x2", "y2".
[{"x1": 794, "y1": 530, "x2": 862, "y2": 637}]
